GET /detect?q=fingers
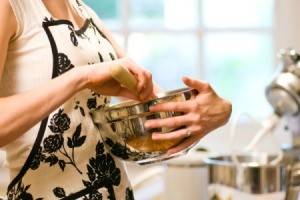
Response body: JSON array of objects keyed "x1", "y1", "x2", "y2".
[
  {"x1": 167, "y1": 136, "x2": 198, "y2": 155},
  {"x1": 182, "y1": 76, "x2": 213, "y2": 93},
  {"x1": 145, "y1": 113, "x2": 193, "y2": 130},
  {"x1": 123, "y1": 59, "x2": 154, "y2": 101},
  {"x1": 138, "y1": 77, "x2": 154, "y2": 101},
  {"x1": 117, "y1": 88, "x2": 142, "y2": 101},
  {"x1": 152, "y1": 127, "x2": 192, "y2": 141},
  {"x1": 151, "y1": 127, "x2": 201, "y2": 155},
  {"x1": 149, "y1": 100, "x2": 192, "y2": 113}
]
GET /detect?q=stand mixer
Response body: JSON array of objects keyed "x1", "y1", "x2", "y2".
[
  {"x1": 265, "y1": 48, "x2": 300, "y2": 158},
  {"x1": 265, "y1": 48, "x2": 300, "y2": 200}
]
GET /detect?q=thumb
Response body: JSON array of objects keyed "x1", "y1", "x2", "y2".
[{"x1": 182, "y1": 76, "x2": 211, "y2": 93}]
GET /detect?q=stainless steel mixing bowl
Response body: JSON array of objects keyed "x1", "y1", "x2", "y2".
[
  {"x1": 91, "y1": 87, "x2": 198, "y2": 165},
  {"x1": 94, "y1": 87, "x2": 198, "y2": 123},
  {"x1": 204, "y1": 155, "x2": 287, "y2": 194}
]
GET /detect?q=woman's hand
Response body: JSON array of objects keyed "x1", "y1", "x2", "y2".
[
  {"x1": 85, "y1": 57, "x2": 155, "y2": 101},
  {"x1": 144, "y1": 76, "x2": 232, "y2": 154}
]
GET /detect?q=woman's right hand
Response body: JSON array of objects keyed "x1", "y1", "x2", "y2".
[
  {"x1": 0, "y1": 57, "x2": 155, "y2": 146},
  {"x1": 84, "y1": 57, "x2": 155, "y2": 101}
]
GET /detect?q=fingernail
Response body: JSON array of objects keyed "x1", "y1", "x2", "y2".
[
  {"x1": 152, "y1": 133, "x2": 158, "y2": 140},
  {"x1": 166, "y1": 149, "x2": 174, "y2": 155},
  {"x1": 144, "y1": 121, "x2": 150, "y2": 129}
]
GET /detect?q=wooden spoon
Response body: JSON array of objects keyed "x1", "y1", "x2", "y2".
[{"x1": 110, "y1": 64, "x2": 139, "y2": 96}]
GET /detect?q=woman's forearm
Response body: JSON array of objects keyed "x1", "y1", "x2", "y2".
[{"x1": 0, "y1": 66, "x2": 88, "y2": 147}]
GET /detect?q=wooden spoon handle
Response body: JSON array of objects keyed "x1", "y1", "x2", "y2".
[{"x1": 110, "y1": 64, "x2": 139, "y2": 96}]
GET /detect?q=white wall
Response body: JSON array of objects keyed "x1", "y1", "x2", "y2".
[{"x1": 275, "y1": 0, "x2": 300, "y2": 54}]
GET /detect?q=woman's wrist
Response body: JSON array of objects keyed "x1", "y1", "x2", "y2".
[{"x1": 68, "y1": 65, "x2": 91, "y2": 92}]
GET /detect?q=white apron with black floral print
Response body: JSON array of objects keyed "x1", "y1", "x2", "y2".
[{"x1": 2, "y1": 0, "x2": 134, "y2": 199}]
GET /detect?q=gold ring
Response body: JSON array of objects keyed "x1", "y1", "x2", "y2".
[{"x1": 186, "y1": 128, "x2": 191, "y2": 138}]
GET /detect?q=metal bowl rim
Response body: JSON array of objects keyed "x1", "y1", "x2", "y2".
[
  {"x1": 204, "y1": 155, "x2": 287, "y2": 168},
  {"x1": 99, "y1": 111, "x2": 181, "y2": 124},
  {"x1": 105, "y1": 87, "x2": 196, "y2": 111}
]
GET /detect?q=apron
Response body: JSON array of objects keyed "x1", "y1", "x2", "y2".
[{"x1": 3, "y1": 0, "x2": 134, "y2": 199}]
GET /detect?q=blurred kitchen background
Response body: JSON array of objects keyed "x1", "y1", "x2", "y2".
[{"x1": 1, "y1": 0, "x2": 300, "y2": 199}]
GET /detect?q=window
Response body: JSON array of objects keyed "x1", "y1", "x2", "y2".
[{"x1": 83, "y1": 0, "x2": 300, "y2": 120}]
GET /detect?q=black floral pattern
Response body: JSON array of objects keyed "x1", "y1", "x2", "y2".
[
  {"x1": 44, "y1": 17, "x2": 54, "y2": 22},
  {"x1": 7, "y1": 180, "x2": 43, "y2": 200},
  {"x1": 82, "y1": 190, "x2": 103, "y2": 200},
  {"x1": 98, "y1": 52, "x2": 103, "y2": 62},
  {"x1": 68, "y1": 25, "x2": 78, "y2": 46},
  {"x1": 104, "y1": 138, "x2": 159, "y2": 162},
  {"x1": 48, "y1": 109, "x2": 71, "y2": 134},
  {"x1": 86, "y1": 192, "x2": 103, "y2": 200},
  {"x1": 57, "y1": 53, "x2": 74, "y2": 75},
  {"x1": 43, "y1": 134, "x2": 64, "y2": 154},
  {"x1": 67, "y1": 124, "x2": 87, "y2": 149},
  {"x1": 82, "y1": 142, "x2": 121, "y2": 200},
  {"x1": 87, "y1": 97, "x2": 97, "y2": 110},
  {"x1": 109, "y1": 53, "x2": 115, "y2": 61},
  {"x1": 105, "y1": 138, "x2": 129, "y2": 160},
  {"x1": 74, "y1": 100, "x2": 86, "y2": 116},
  {"x1": 30, "y1": 146, "x2": 45, "y2": 170},
  {"x1": 53, "y1": 187, "x2": 66, "y2": 199},
  {"x1": 52, "y1": 124, "x2": 86, "y2": 174},
  {"x1": 87, "y1": 92, "x2": 107, "y2": 111},
  {"x1": 126, "y1": 188, "x2": 134, "y2": 200},
  {"x1": 30, "y1": 123, "x2": 86, "y2": 174}
]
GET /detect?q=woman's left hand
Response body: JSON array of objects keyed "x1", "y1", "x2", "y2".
[{"x1": 144, "y1": 76, "x2": 232, "y2": 154}]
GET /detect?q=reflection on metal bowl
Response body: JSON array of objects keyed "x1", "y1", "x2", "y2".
[
  {"x1": 91, "y1": 87, "x2": 198, "y2": 165},
  {"x1": 204, "y1": 155, "x2": 287, "y2": 194},
  {"x1": 96, "y1": 87, "x2": 198, "y2": 123}
]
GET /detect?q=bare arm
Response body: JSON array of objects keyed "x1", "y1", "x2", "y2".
[
  {"x1": 0, "y1": 2, "x2": 93, "y2": 146},
  {"x1": 0, "y1": 1, "x2": 154, "y2": 147}
]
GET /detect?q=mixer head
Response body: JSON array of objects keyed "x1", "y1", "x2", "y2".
[{"x1": 266, "y1": 48, "x2": 300, "y2": 116}]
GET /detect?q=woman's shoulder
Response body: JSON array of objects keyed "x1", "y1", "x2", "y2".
[{"x1": 0, "y1": 0, "x2": 18, "y2": 41}]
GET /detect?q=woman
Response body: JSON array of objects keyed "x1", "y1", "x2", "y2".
[{"x1": 0, "y1": 0, "x2": 232, "y2": 199}]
